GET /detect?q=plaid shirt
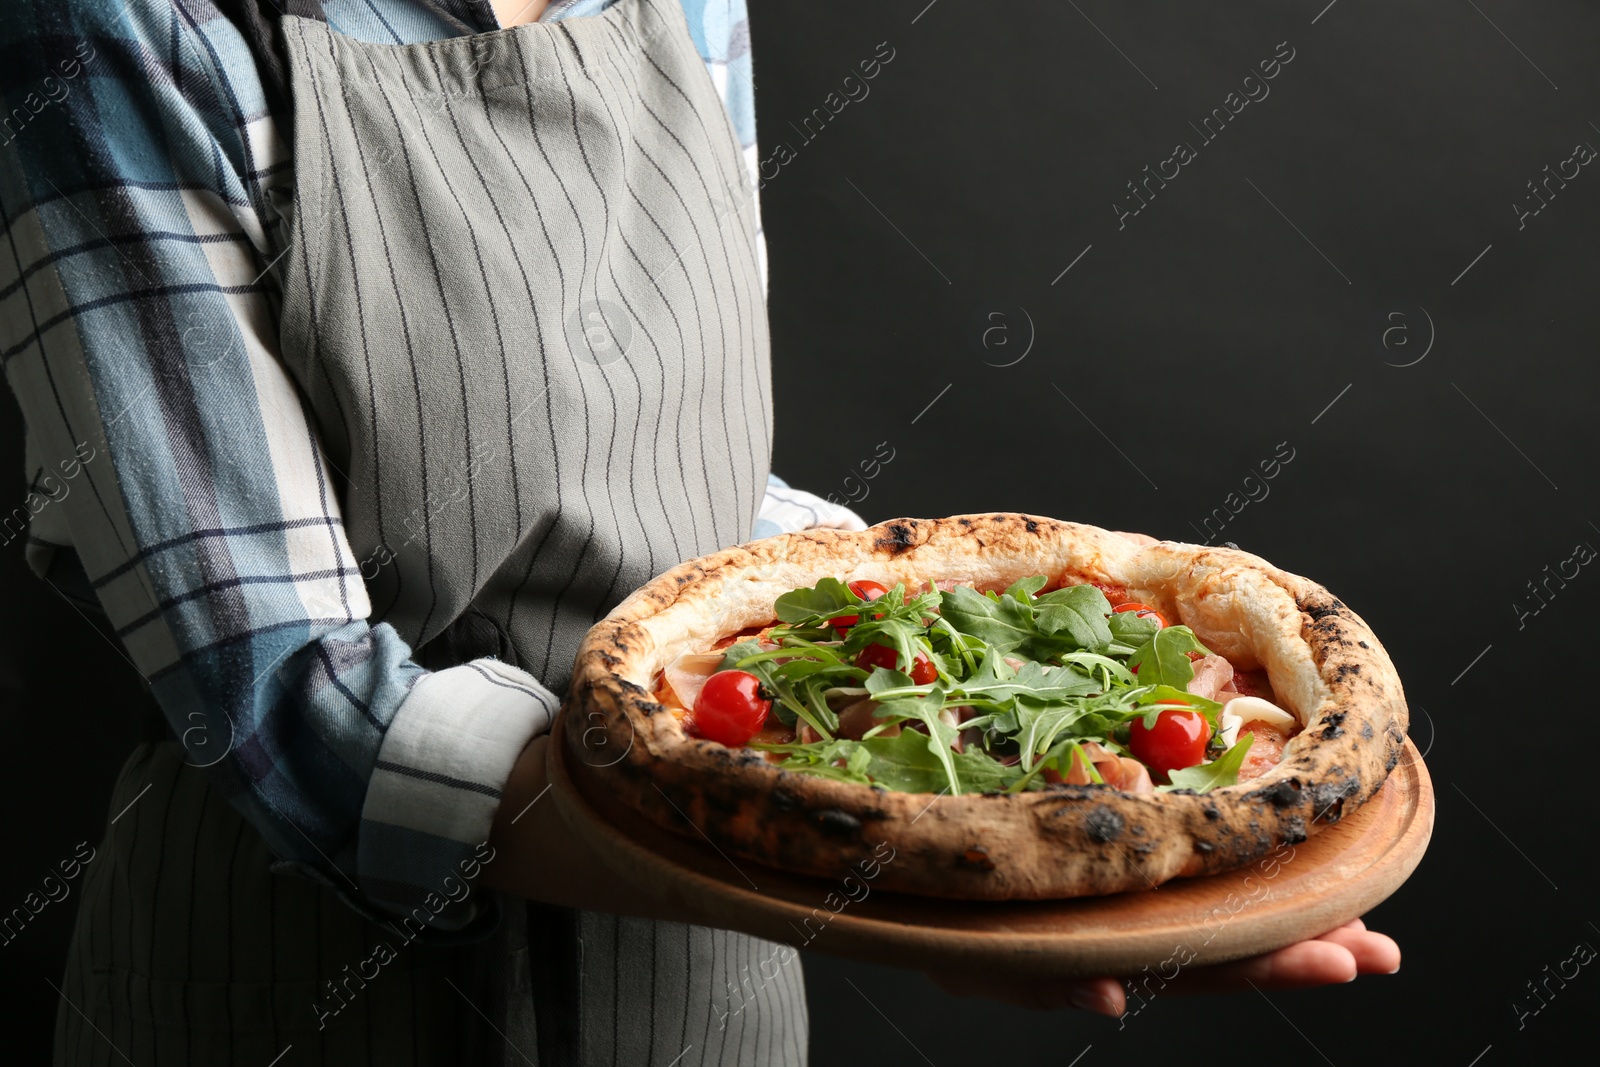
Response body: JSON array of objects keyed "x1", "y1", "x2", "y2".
[{"x1": 0, "y1": 0, "x2": 862, "y2": 934}]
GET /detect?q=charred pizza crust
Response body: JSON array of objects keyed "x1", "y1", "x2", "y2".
[{"x1": 563, "y1": 515, "x2": 1409, "y2": 900}]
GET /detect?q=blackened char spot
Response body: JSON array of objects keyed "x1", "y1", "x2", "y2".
[
  {"x1": 770, "y1": 788, "x2": 801, "y2": 813},
  {"x1": 1203, "y1": 805, "x2": 1221, "y2": 821},
  {"x1": 1302, "y1": 599, "x2": 1346, "y2": 620},
  {"x1": 812, "y1": 809, "x2": 861, "y2": 838},
  {"x1": 1084, "y1": 807, "x2": 1126, "y2": 843},
  {"x1": 875, "y1": 523, "x2": 918, "y2": 555},
  {"x1": 1281, "y1": 816, "x2": 1308, "y2": 844},
  {"x1": 1309, "y1": 776, "x2": 1361, "y2": 821},
  {"x1": 1249, "y1": 780, "x2": 1303, "y2": 809},
  {"x1": 1361, "y1": 721, "x2": 1375, "y2": 740},
  {"x1": 1025, "y1": 519, "x2": 1040, "y2": 533}
]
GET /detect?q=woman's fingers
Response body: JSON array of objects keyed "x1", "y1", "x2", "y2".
[
  {"x1": 1164, "y1": 939, "x2": 1358, "y2": 995},
  {"x1": 1311, "y1": 925, "x2": 1401, "y2": 974}
]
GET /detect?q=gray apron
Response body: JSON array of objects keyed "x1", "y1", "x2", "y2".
[{"x1": 53, "y1": 1, "x2": 803, "y2": 1063}]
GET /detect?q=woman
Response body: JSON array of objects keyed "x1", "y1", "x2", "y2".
[{"x1": 0, "y1": 0, "x2": 1398, "y2": 1062}]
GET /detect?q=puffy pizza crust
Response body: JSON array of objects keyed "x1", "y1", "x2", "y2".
[{"x1": 563, "y1": 515, "x2": 1409, "y2": 900}]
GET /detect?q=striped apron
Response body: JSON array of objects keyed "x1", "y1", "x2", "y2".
[{"x1": 54, "y1": 0, "x2": 804, "y2": 1063}]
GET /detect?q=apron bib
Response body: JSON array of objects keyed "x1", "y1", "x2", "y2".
[{"x1": 277, "y1": 0, "x2": 772, "y2": 688}]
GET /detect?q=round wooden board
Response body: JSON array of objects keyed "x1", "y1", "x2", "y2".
[{"x1": 548, "y1": 714, "x2": 1434, "y2": 979}]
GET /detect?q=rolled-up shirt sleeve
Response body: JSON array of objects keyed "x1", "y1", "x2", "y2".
[{"x1": 0, "y1": 0, "x2": 549, "y2": 935}]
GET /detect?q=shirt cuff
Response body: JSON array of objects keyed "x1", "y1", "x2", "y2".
[{"x1": 356, "y1": 659, "x2": 557, "y2": 932}]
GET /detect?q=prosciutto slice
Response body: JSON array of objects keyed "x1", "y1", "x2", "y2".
[
  {"x1": 1057, "y1": 741, "x2": 1155, "y2": 793},
  {"x1": 662, "y1": 652, "x2": 725, "y2": 710},
  {"x1": 1186, "y1": 654, "x2": 1235, "y2": 702}
]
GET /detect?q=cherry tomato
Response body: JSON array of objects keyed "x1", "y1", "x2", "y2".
[
  {"x1": 833, "y1": 579, "x2": 890, "y2": 630},
  {"x1": 1114, "y1": 602, "x2": 1168, "y2": 628},
  {"x1": 1090, "y1": 581, "x2": 1133, "y2": 607},
  {"x1": 692, "y1": 670, "x2": 772, "y2": 747},
  {"x1": 855, "y1": 643, "x2": 938, "y2": 685},
  {"x1": 1128, "y1": 707, "x2": 1209, "y2": 779}
]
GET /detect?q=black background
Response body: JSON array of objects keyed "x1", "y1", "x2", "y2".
[{"x1": 4, "y1": 0, "x2": 1597, "y2": 1062}]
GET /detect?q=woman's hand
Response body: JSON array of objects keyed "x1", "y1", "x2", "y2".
[
  {"x1": 929, "y1": 918, "x2": 1400, "y2": 1015},
  {"x1": 481, "y1": 734, "x2": 699, "y2": 923}
]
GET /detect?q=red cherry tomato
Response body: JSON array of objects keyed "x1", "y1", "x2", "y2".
[
  {"x1": 854, "y1": 643, "x2": 937, "y2": 685},
  {"x1": 1114, "y1": 602, "x2": 1168, "y2": 628},
  {"x1": 692, "y1": 670, "x2": 772, "y2": 747},
  {"x1": 1128, "y1": 707, "x2": 1209, "y2": 779},
  {"x1": 833, "y1": 579, "x2": 890, "y2": 631}
]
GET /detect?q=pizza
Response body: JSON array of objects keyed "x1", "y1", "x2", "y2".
[{"x1": 563, "y1": 515, "x2": 1409, "y2": 900}]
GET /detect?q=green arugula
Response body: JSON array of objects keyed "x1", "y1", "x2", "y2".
[
  {"x1": 1126, "y1": 626, "x2": 1211, "y2": 689},
  {"x1": 773, "y1": 577, "x2": 858, "y2": 623},
  {"x1": 758, "y1": 731, "x2": 1024, "y2": 793},
  {"x1": 1032, "y1": 583, "x2": 1115, "y2": 650},
  {"x1": 862, "y1": 667, "x2": 964, "y2": 794},
  {"x1": 1159, "y1": 733, "x2": 1255, "y2": 792},
  {"x1": 697, "y1": 575, "x2": 1265, "y2": 799},
  {"x1": 1107, "y1": 609, "x2": 1163, "y2": 654}
]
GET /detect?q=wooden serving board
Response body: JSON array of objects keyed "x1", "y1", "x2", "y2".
[{"x1": 548, "y1": 714, "x2": 1434, "y2": 979}]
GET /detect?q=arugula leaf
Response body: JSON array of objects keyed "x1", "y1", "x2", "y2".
[
  {"x1": 1107, "y1": 609, "x2": 1162, "y2": 652},
  {"x1": 774, "y1": 577, "x2": 858, "y2": 623},
  {"x1": 1159, "y1": 732, "x2": 1254, "y2": 792},
  {"x1": 1033, "y1": 584, "x2": 1114, "y2": 651},
  {"x1": 973, "y1": 654, "x2": 1101, "y2": 704},
  {"x1": 761, "y1": 731, "x2": 1023, "y2": 794},
  {"x1": 1054, "y1": 651, "x2": 1137, "y2": 688},
  {"x1": 1003, "y1": 575, "x2": 1049, "y2": 602},
  {"x1": 756, "y1": 740, "x2": 875, "y2": 784},
  {"x1": 1126, "y1": 626, "x2": 1211, "y2": 689},
  {"x1": 1133, "y1": 684, "x2": 1223, "y2": 731},
  {"x1": 863, "y1": 668, "x2": 963, "y2": 795},
  {"x1": 719, "y1": 639, "x2": 765, "y2": 673},
  {"x1": 937, "y1": 585, "x2": 1039, "y2": 655}
]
